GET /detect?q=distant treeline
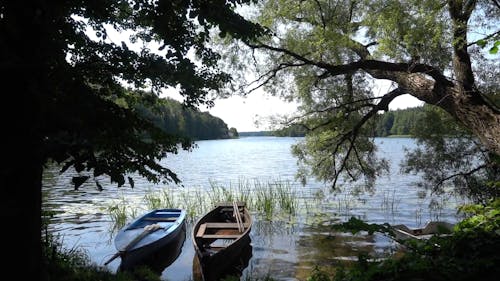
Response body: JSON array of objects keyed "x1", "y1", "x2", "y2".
[
  {"x1": 129, "y1": 92, "x2": 236, "y2": 140},
  {"x1": 250, "y1": 106, "x2": 428, "y2": 137},
  {"x1": 238, "y1": 131, "x2": 274, "y2": 137},
  {"x1": 372, "y1": 107, "x2": 424, "y2": 136}
]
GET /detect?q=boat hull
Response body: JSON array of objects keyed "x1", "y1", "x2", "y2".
[
  {"x1": 120, "y1": 221, "x2": 186, "y2": 269},
  {"x1": 113, "y1": 208, "x2": 187, "y2": 269},
  {"x1": 192, "y1": 202, "x2": 253, "y2": 281},
  {"x1": 193, "y1": 239, "x2": 253, "y2": 281}
]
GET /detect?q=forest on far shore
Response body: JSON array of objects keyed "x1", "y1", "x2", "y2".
[
  {"x1": 129, "y1": 92, "x2": 238, "y2": 140},
  {"x1": 268, "y1": 106, "x2": 433, "y2": 137}
]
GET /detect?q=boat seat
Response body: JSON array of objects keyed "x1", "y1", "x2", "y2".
[
  {"x1": 196, "y1": 223, "x2": 208, "y2": 238},
  {"x1": 204, "y1": 222, "x2": 250, "y2": 229},
  {"x1": 200, "y1": 234, "x2": 241, "y2": 239},
  {"x1": 196, "y1": 222, "x2": 250, "y2": 238}
]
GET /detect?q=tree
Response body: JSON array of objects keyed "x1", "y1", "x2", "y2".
[
  {"x1": 0, "y1": 1, "x2": 264, "y2": 279},
  {"x1": 229, "y1": 127, "x2": 239, "y2": 138},
  {"x1": 224, "y1": 0, "x2": 499, "y2": 189}
]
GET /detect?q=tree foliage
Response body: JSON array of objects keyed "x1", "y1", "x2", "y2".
[
  {"x1": 401, "y1": 105, "x2": 500, "y2": 204},
  {"x1": 130, "y1": 92, "x2": 234, "y2": 141},
  {"x1": 224, "y1": 0, "x2": 499, "y2": 191}
]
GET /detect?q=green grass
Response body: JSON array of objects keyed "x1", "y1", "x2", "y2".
[{"x1": 106, "y1": 178, "x2": 303, "y2": 230}]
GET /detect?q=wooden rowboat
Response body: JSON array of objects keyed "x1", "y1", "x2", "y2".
[
  {"x1": 391, "y1": 221, "x2": 454, "y2": 242},
  {"x1": 192, "y1": 202, "x2": 253, "y2": 281},
  {"x1": 105, "y1": 208, "x2": 187, "y2": 269}
]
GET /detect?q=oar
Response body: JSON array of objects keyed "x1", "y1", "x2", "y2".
[
  {"x1": 233, "y1": 201, "x2": 244, "y2": 232},
  {"x1": 104, "y1": 224, "x2": 162, "y2": 265}
]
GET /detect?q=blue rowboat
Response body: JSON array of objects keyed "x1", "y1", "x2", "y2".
[{"x1": 105, "y1": 208, "x2": 187, "y2": 268}]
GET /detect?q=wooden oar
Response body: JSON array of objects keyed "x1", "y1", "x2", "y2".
[
  {"x1": 104, "y1": 224, "x2": 162, "y2": 265},
  {"x1": 233, "y1": 201, "x2": 244, "y2": 233}
]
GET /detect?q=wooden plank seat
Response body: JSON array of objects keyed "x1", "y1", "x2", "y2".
[
  {"x1": 205, "y1": 222, "x2": 250, "y2": 229},
  {"x1": 196, "y1": 222, "x2": 250, "y2": 238},
  {"x1": 196, "y1": 223, "x2": 208, "y2": 238},
  {"x1": 200, "y1": 234, "x2": 241, "y2": 239}
]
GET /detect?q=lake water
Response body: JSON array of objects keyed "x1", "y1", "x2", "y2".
[{"x1": 42, "y1": 137, "x2": 467, "y2": 280}]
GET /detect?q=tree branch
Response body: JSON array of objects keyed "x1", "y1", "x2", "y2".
[
  {"x1": 323, "y1": 88, "x2": 406, "y2": 187},
  {"x1": 467, "y1": 30, "x2": 500, "y2": 47},
  {"x1": 247, "y1": 42, "x2": 453, "y2": 87},
  {"x1": 435, "y1": 164, "x2": 488, "y2": 189},
  {"x1": 244, "y1": 61, "x2": 306, "y2": 94}
]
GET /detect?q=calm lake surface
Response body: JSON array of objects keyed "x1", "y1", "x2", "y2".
[{"x1": 42, "y1": 137, "x2": 467, "y2": 280}]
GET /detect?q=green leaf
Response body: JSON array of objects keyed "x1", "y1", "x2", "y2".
[
  {"x1": 489, "y1": 46, "x2": 498, "y2": 55},
  {"x1": 477, "y1": 39, "x2": 487, "y2": 48},
  {"x1": 72, "y1": 176, "x2": 89, "y2": 190}
]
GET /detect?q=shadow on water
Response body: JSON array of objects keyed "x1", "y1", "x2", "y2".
[
  {"x1": 192, "y1": 241, "x2": 253, "y2": 281},
  {"x1": 118, "y1": 226, "x2": 187, "y2": 276}
]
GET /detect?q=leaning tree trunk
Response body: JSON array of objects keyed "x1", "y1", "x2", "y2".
[
  {"x1": 447, "y1": 88, "x2": 500, "y2": 156},
  {"x1": 444, "y1": 0, "x2": 499, "y2": 156}
]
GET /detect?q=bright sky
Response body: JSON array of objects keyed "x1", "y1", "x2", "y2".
[{"x1": 202, "y1": 92, "x2": 300, "y2": 132}]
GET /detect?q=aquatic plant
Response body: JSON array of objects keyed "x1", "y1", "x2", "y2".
[
  {"x1": 274, "y1": 180, "x2": 297, "y2": 215},
  {"x1": 107, "y1": 200, "x2": 129, "y2": 231}
]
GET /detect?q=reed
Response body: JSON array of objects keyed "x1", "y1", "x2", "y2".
[
  {"x1": 179, "y1": 188, "x2": 204, "y2": 221},
  {"x1": 380, "y1": 190, "x2": 400, "y2": 214},
  {"x1": 208, "y1": 180, "x2": 234, "y2": 206},
  {"x1": 274, "y1": 180, "x2": 297, "y2": 215},
  {"x1": 159, "y1": 188, "x2": 177, "y2": 209},
  {"x1": 107, "y1": 178, "x2": 306, "y2": 230},
  {"x1": 143, "y1": 188, "x2": 163, "y2": 210},
  {"x1": 107, "y1": 203, "x2": 129, "y2": 231},
  {"x1": 253, "y1": 180, "x2": 275, "y2": 220},
  {"x1": 232, "y1": 177, "x2": 252, "y2": 206}
]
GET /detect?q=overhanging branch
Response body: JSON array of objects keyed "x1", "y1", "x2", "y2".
[
  {"x1": 324, "y1": 88, "x2": 406, "y2": 188},
  {"x1": 246, "y1": 42, "x2": 453, "y2": 87}
]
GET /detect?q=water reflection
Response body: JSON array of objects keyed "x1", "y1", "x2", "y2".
[
  {"x1": 193, "y1": 242, "x2": 253, "y2": 281},
  {"x1": 245, "y1": 219, "x2": 400, "y2": 280}
]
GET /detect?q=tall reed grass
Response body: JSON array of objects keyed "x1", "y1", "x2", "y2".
[{"x1": 106, "y1": 178, "x2": 303, "y2": 231}]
